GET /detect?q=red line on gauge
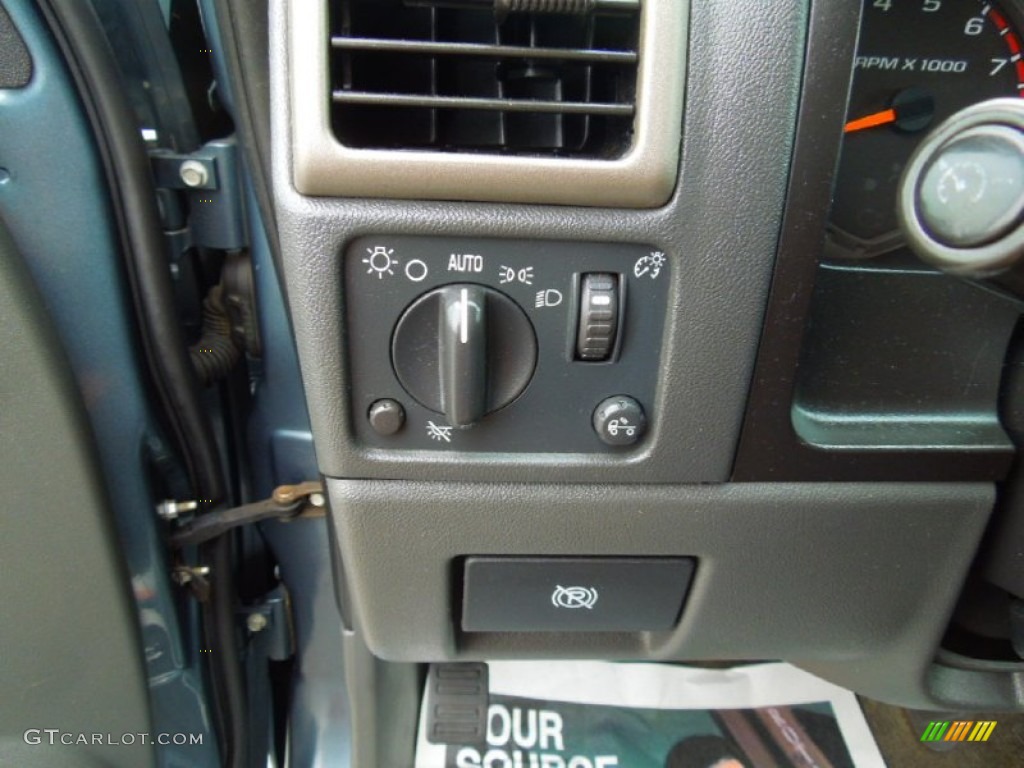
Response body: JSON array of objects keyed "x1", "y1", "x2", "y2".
[{"x1": 984, "y1": 2, "x2": 1024, "y2": 98}]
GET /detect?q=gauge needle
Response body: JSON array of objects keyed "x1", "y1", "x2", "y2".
[{"x1": 844, "y1": 108, "x2": 898, "y2": 134}]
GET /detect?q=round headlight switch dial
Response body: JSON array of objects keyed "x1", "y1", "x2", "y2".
[{"x1": 392, "y1": 284, "x2": 537, "y2": 428}]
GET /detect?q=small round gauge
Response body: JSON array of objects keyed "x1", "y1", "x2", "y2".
[{"x1": 829, "y1": 0, "x2": 1024, "y2": 257}]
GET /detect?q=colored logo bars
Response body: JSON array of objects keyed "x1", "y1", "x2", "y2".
[{"x1": 920, "y1": 721, "x2": 997, "y2": 743}]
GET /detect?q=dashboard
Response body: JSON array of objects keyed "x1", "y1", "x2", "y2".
[
  {"x1": 6, "y1": 0, "x2": 1024, "y2": 766},
  {"x1": 264, "y1": 0, "x2": 1024, "y2": 724},
  {"x1": 268, "y1": 0, "x2": 1024, "y2": 711}
]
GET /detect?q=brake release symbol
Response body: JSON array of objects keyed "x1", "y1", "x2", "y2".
[{"x1": 551, "y1": 585, "x2": 599, "y2": 610}]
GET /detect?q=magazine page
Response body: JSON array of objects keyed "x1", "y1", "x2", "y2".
[{"x1": 414, "y1": 661, "x2": 885, "y2": 768}]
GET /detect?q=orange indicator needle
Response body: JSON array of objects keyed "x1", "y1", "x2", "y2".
[{"x1": 844, "y1": 108, "x2": 898, "y2": 134}]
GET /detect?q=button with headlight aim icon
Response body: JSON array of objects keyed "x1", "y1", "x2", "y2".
[{"x1": 593, "y1": 395, "x2": 646, "y2": 446}]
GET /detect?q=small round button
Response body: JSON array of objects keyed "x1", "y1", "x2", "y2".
[
  {"x1": 368, "y1": 399, "x2": 405, "y2": 436},
  {"x1": 593, "y1": 396, "x2": 647, "y2": 446}
]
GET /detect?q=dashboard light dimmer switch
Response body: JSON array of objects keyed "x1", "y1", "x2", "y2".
[{"x1": 576, "y1": 273, "x2": 619, "y2": 361}]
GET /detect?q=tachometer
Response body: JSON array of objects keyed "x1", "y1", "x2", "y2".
[{"x1": 829, "y1": 0, "x2": 1024, "y2": 256}]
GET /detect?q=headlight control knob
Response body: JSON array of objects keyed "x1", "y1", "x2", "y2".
[{"x1": 391, "y1": 284, "x2": 537, "y2": 428}]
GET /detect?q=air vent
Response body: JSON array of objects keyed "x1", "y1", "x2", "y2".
[
  {"x1": 286, "y1": 0, "x2": 686, "y2": 206},
  {"x1": 328, "y1": 0, "x2": 640, "y2": 158}
]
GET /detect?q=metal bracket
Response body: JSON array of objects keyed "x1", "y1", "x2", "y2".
[
  {"x1": 171, "y1": 564, "x2": 212, "y2": 601},
  {"x1": 241, "y1": 586, "x2": 294, "y2": 661},
  {"x1": 156, "y1": 498, "x2": 198, "y2": 520},
  {"x1": 149, "y1": 138, "x2": 248, "y2": 252},
  {"x1": 167, "y1": 481, "x2": 325, "y2": 549}
]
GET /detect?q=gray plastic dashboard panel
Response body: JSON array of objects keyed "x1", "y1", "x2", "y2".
[
  {"x1": 327, "y1": 478, "x2": 995, "y2": 708},
  {"x1": 269, "y1": 0, "x2": 1018, "y2": 717},
  {"x1": 270, "y1": 0, "x2": 812, "y2": 483}
]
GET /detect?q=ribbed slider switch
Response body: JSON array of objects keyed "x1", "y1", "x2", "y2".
[{"x1": 575, "y1": 273, "x2": 620, "y2": 361}]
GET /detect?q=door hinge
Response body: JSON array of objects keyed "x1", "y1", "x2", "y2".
[{"x1": 149, "y1": 137, "x2": 248, "y2": 253}]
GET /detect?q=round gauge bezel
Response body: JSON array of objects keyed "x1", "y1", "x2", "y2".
[{"x1": 898, "y1": 97, "x2": 1024, "y2": 275}]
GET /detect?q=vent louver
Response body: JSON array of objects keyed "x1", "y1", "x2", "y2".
[
  {"x1": 328, "y1": 0, "x2": 641, "y2": 158},
  {"x1": 287, "y1": 0, "x2": 684, "y2": 205}
]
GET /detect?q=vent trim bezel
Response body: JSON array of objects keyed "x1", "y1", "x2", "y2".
[{"x1": 288, "y1": 0, "x2": 686, "y2": 207}]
